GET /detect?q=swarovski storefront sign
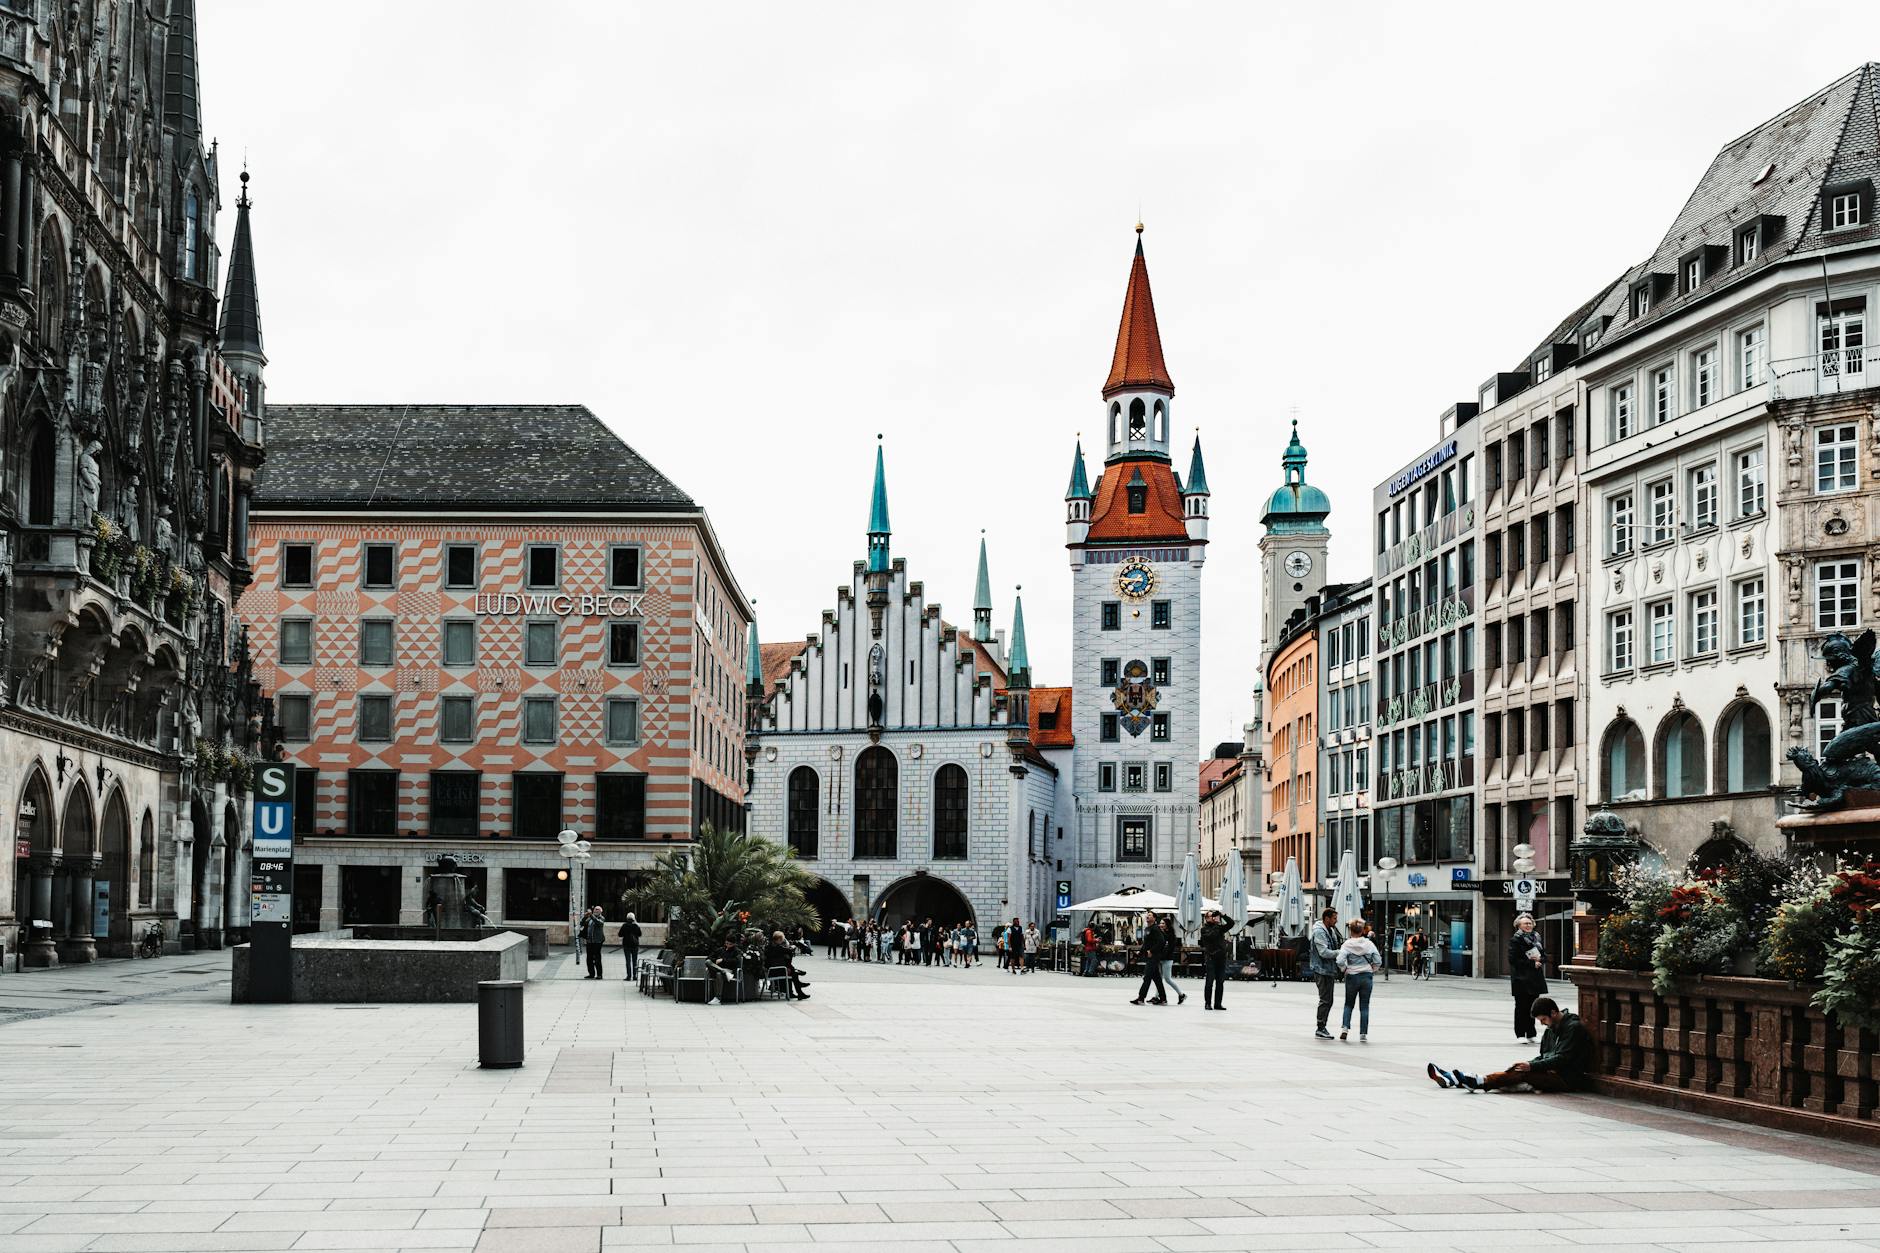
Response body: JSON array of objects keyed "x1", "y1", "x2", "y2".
[{"x1": 473, "y1": 592, "x2": 644, "y2": 617}]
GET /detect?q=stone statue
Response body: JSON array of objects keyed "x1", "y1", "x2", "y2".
[
  {"x1": 153, "y1": 504, "x2": 173, "y2": 556},
  {"x1": 77, "y1": 438, "x2": 103, "y2": 520},
  {"x1": 1789, "y1": 628, "x2": 1880, "y2": 809},
  {"x1": 868, "y1": 642, "x2": 884, "y2": 690}
]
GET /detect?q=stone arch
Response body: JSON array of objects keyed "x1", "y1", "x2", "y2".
[
  {"x1": 59, "y1": 776, "x2": 96, "y2": 858},
  {"x1": 17, "y1": 762, "x2": 55, "y2": 853},
  {"x1": 1127, "y1": 397, "x2": 1147, "y2": 440},
  {"x1": 99, "y1": 786, "x2": 130, "y2": 943},
  {"x1": 1653, "y1": 709, "x2": 1705, "y2": 799},
  {"x1": 1600, "y1": 716, "x2": 1646, "y2": 802},
  {"x1": 1153, "y1": 398, "x2": 1167, "y2": 442},
  {"x1": 1689, "y1": 832, "x2": 1751, "y2": 877},
  {"x1": 875, "y1": 872, "x2": 973, "y2": 930},
  {"x1": 1108, "y1": 401, "x2": 1121, "y2": 445},
  {"x1": 1714, "y1": 698, "x2": 1772, "y2": 793},
  {"x1": 803, "y1": 876, "x2": 852, "y2": 929},
  {"x1": 786, "y1": 764, "x2": 818, "y2": 858}
]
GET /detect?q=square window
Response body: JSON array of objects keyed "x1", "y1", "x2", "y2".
[
  {"x1": 1100, "y1": 658, "x2": 1120, "y2": 687},
  {"x1": 280, "y1": 618, "x2": 312, "y2": 666},
  {"x1": 440, "y1": 696, "x2": 474, "y2": 743},
  {"x1": 1100, "y1": 713, "x2": 1120, "y2": 742},
  {"x1": 526, "y1": 545, "x2": 558, "y2": 588},
  {"x1": 1100, "y1": 601, "x2": 1121, "y2": 631},
  {"x1": 1154, "y1": 762, "x2": 1172, "y2": 792},
  {"x1": 278, "y1": 693, "x2": 310, "y2": 742},
  {"x1": 523, "y1": 697, "x2": 557, "y2": 743},
  {"x1": 1117, "y1": 817, "x2": 1150, "y2": 862},
  {"x1": 1098, "y1": 763, "x2": 1116, "y2": 792},
  {"x1": 596, "y1": 774, "x2": 647, "y2": 839},
  {"x1": 363, "y1": 544, "x2": 395, "y2": 589},
  {"x1": 445, "y1": 544, "x2": 477, "y2": 588},
  {"x1": 609, "y1": 546, "x2": 642, "y2": 589},
  {"x1": 358, "y1": 694, "x2": 393, "y2": 742},
  {"x1": 1151, "y1": 712, "x2": 1170, "y2": 741},
  {"x1": 512, "y1": 773, "x2": 564, "y2": 839},
  {"x1": 1816, "y1": 560, "x2": 1860, "y2": 630},
  {"x1": 442, "y1": 620, "x2": 475, "y2": 667},
  {"x1": 1829, "y1": 189, "x2": 1864, "y2": 230},
  {"x1": 1151, "y1": 657, "x2": 1171, "y2": 685},
  {"x1": 608, "y1": 621, "x2": 640, "y2": 666},
  {"x1": 1123, "y1": 763, "x2": 1146, "y2": 792},
  {"x1": 525, "y1": 621, "x2": 557, "y2": 667},
  {"x1": 606, "y1": 698, "x2": 640, "y2": 745},
  {"x1": 1815, "y1": 423, "x2": 1859, "y2": 493},
  {"x1": 1150, "y1": 600, "x2": 1171, "y2": 630},
  {"x1": 360, "y1": 619, "x2": 394, "y2": 668},
  {"x1": 282, "y1": 543, "x2": 313, "y2": 588},
  {"x1": 428, "y1": 771, "x2": 480, "y2": 837}
]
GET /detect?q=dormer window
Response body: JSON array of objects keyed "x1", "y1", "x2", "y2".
[
  {"x1": 1126, "y1": 471, "x2": 1147, "y2": 515},
  {"x1": 1685, "y1": 257, "x2": 1703, "y2": 293},
  {"x1": 1738, "y1": 225, "x2": 1760, "y2": 264},
  {"x1": 1829, "y1": 188, "x2": 1864, "y2": 230},
  {"x1": 1533, "y1": 356, "x2": 1552, "y2": 384},
  {"x1": 1634, "y1": 286, "x2": 1651, "y2": 319}
]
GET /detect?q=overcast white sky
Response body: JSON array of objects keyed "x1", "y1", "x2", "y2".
[{"x1": 201, "y1": 2, "x2": 1880, "y2": 745}]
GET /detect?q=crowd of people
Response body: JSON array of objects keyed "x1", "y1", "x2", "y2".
[{"x1": 818, "y1": 917, "x2": 1057, "y2": 970}]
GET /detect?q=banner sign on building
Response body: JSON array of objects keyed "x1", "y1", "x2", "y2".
[{"x1": 248, "y1": 762, "x2": 296, "y2": 1002}]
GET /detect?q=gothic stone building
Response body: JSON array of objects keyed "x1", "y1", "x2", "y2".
[{"x1": 0, "y1": 1, "x2": 273, "y2": 963}]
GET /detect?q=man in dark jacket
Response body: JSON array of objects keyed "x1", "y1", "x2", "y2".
[
  {"x1": 1198, "y1": 908, "x2": 1235, "y2": 1011},
  {"x1": 579, "y1": 907, "x2": 608, "y2": 978},
  {"x1": 1129, "y1": 911, "x2": 1168, "y2": 1005},
  {"x1": 618, "y1": 913, "x2": 643, "y2": 981},
  {"x1": 764, "y1": 930, "x2": 810, "y2": 1000},
  {"x1": 1428, "y1": 997, "x2": 1595, "y2": 1092}
]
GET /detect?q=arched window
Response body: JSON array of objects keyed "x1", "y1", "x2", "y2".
[
  {"x1": 1656, "y1": 711, "x2": 1705, "y2": 799},
  {"x1": 1109, "y1": 402, "x2": 1121, "y2": 445},
  {"x1": 36, "y1": 222, "x2": 62, "y2": 350},
  {"x1": 183, "y1": 188, "x2": 200, "y2": 282},
  {"x1": 786, "y1": 766, "x2": 818, "y2": 858},
  {"x1": 1127, "y1": 397, "x2": 1147, "y2": 440},
  {"x1": 1601, "y1": 717, "x2": 1645, "y2": 801},
  {"x1": 853, "y1": 746, "x2": 897, "y2": 859},
  {"x1": 1153, "y1": 399, "x2": 1166, "y2": 442},
  {"x1": 933, "y1": 764, "x2": 967, "y2": 859},
  {"x1": 1718, "y1": 701, "x2": 1772, "y2": 792},
  {"x1": 138, "y1": 812, "x2": 156, "y2": 904},
  {"x1": 25, "y1": 417, "x2": 54, "y2": 525}
]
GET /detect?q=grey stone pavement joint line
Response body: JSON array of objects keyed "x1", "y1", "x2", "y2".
[{"x1": 0, "y1": 952, "x2": 1876, "y2": 1252}]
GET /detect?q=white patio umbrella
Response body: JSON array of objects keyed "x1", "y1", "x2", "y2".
[
  {"x1": 1218, "y1": 850, "x2": 1248, "y2": 934},
  {"x1": 1067, "y1": 889, "x2": 1223, "y2": 914},
  {"x1": 1176, "y1": 851, "x2": 1204, "y2": 945},
  {"x1": 1276, "y1": 857, "x2": 1308, "y2": 939},
  {"x1": 1330, "y1": 848, "x2": 1365, "y2": 930}
]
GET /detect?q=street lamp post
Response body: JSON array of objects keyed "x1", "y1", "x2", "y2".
[
  {"x1": 557, "y1": 829, "x2": 592, "y2": 949},
  {"x1": 1374, "y1": 856, "x2": 1399, "y2": 980}
]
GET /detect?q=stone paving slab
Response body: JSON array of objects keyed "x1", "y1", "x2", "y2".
[{"x1": 1, "y1": 952, "x2": 1879, "y2": 1251}]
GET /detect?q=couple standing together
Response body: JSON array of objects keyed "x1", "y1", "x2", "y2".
[{"x1": 1308, "y1": 907, "x2": 1383, "y2": 1041}]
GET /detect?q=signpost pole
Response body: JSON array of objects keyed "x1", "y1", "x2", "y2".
[{"x1": 248, "y1": 762, "x2": 296, "y2": 1003}]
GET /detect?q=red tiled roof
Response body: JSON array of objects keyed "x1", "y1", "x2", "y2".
[
  {"x1": 1199, "y1": 756, "x2": 1240, "y2": 799},
  {"x1": 1102, "y1": 240, "x2": 1173, "y2": 399},
  {"x1": 759, "y1": 642, "x2": 805, "y2": 693},
  {"x1": 1086, "y1": 459, "x2": 1189, "y2": 542},
  {"x1": 1029, "y1": 686, "x2": 1074, "y2": 748},
  {"x1": 957, "y1": 630, "x2": 1008, "y2": 687}
]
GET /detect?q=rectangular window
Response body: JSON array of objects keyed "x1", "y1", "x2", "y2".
[
  {"x1": 440, "y1": 695, "x2": 474, "y2": 743},
  {"x1": 1509, "y1": 525, "x2": 1526, "y2": 572},
  {"x1": 1150, "y1": 600, "x2": 1171, "y2": 630},
  {"x1": 1116, "y1": 817, "x2": 1150, "y2": 863},
  {"x1": 1151, "y1": 712, "x2": 1170, "y2": 742},
  {"x1": 1693, "y1": 347, "x2": 1716, "y2": 408},
  {"x1": 1816, "y1": 423, "x2": 1859, "y2": 493},
  {"x1": 1509, "y1": 435, "x2": 1526, "y2": 482},
  {"x1": 1739, "y1": 324, "x2": 1765, "y2": 388},
  {"x1": 1151, "y1": 657, "x2": 1171, "y2": 685},
  {"x1": 1738, "y1": 225, "x2": 1760, "y2": 265},
  {"x1": 1652, "y1": 366, "x2": 1674, "y2": 426},
  {"x1": 595, "y1": 774, "x2": 647, "y2": 840},
  {"x1": 512, "y1": 773, "x2": 564, "y2": 839},
  {"x1": 609, "y1": 545, "x2": 642, "y2": 589},
  {"x1": 429, "y1": 771, "x2": 480, "y2": 838},
  {"x1": 278, "y1": 693, "x2": 310, "y2": 742},
  {"x1": 444, "y1": 544, "x2": 477, "y2": 589},
  {"x1": 1736, "y1": 446, "x2": 1766, "y2": 517},
  {"x1": 1100, "y1": 658, "x2": 1120, "y2": 687},
  {"x1": 608, "y1": 621, "x2": 640, "y2": 667},
  {"x1": 1689, "y1": 462, "x2": 1717, "y2": 530},
  {"x1": 1607, "y1": 492, "x2": 1634, "y2": 557},
  {"x1": 524, "y1": 621, "x2": 557, "y2": 667},
  {"x1": 1608, "y1": 609, "x2": 1634, "y2": 672},
  {"x1": 348, "y1": 770, "x2": 398, "y2": 836},
  {"x1": 1829, "y1": 190, "x2": 1864, "y2": 230},
  {"x1": 1736, "y1": 577, "x2": 1766, "y2": 647},
  {"x1": 1691, "y1": 588, "x2": 1719, "y2": 656},
  {"x1": 1100, "y1": 713, "x2": 1119, "y2": 742},
  {"x1": 525, "y1": 545, "x2": 559, "y2": 588},
  {"x1": 523, "y1": 697, "x2": 557, "y2": 744},
  {"x1": 1648, "y1": 600, "x2": 1675, "y2": 664},
  {"x1": 442, "y1": 619, "x2": 475, "y2": 667},
  {"x1": 1635, "y1": 287, "x2": 1651, "y2": 319},
  {"x1": 280, "y1": 618, "x2": 313, "y2": 666},
  {"x1": 1648, "y1": 478, "x2": 1675, "y2": 545},
  {"x1": 294, "y1": 769, "x2": 318, "y2": 836},
  {"x1": 282, "y1": 543, "x2": 314, "y2": 588},
  {"x1": 363, "y1": 543, "x2": 395, "y2": 589},
  {"x1": 358, "y1": 694, "x2": 392, "y2": 741},
  {"x1": 1818, "y1": 697, "x2": 1845, "y2": 758},
  {"x1": 1816, "y1": 560, "x2": 1861, "y2": 630},
  {"x1": 1098, "y1": 763, "x2": 1116, "y2": 792},
  {"x1": 1101, "y1": 602, "x2": 1121, "y2": 631},
  {"x1": 1685, "y1": 257, "x2": 1702, "y2": 293},
  {"x1": 606, "y1": 698, "x2": 640, "y2": 745},
  {"x1": 1820, "y1": 301, "x2": 1866, "y2": 377},
  {"x1": 1154, "y1": 762, "x2": 1172, "y2": 792},
  {"x1": 360, "y1": 619, "x2": 394, "y2": 668},
  {"x1": 1611, "y1": 383, "x2": 1635, "y2": 440},
  {"x1": 1123, "y1": 763, "x2": 1146, "y2": 793}
]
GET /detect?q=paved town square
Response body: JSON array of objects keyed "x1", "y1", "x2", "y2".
[{"x1": 0, "y1": 955, "x2": 1876, "y2": 1253}]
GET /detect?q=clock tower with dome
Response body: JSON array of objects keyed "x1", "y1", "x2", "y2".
[
  {"x1": 1259, "y1": 420, "x2": 1333, "y2": 667},
  {"x1": 1063, "y1": 229, "x2": 1210, "y2": 900}
]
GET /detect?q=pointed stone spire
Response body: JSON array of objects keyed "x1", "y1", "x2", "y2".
[
  {"x1": 866, "y1": 436, "x2": 891, "y2": 574},
  {"x1": 1102, "y1": 226, "x2": 1174, "y2": 399},
  {"x1": 1186, "y1": 434, "x2": 1210, "y2": 495},
  {"x1": 163, "y1": 0, "x2": 203, "y2": 143},
  {"x1": 972, "y1": 532, "x2": 993, "y2": 643},
  {"x1": 1008, "y1": 587, "x2": 1030, "y2": 687},
  {"x1": 745, "y1": 614, "x2": 762, "y2": 687},
  {"x1": 1065, "y1": 438, "x2": 1092, "y2": 500},
  {"x1": 220, "y1": 170, "x2": 264, "y2": 356}
]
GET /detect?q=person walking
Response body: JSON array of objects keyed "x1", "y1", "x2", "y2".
[
  {"x1": 1337, "y1": 919, "x2": 1382, "y2": 1041},
  {"x1": 1199, "y1": 908, "x2": 1233, "y2": 1010},
  {"x1": 1428, "y1": 996, "x2": 1593, "y2": 1092},
  {"x1": 1308, "y1": 907, "x2": 1342, "y2": 1039},
  {"x1": 1080, "y1": 922, "x2": 1100, "y2": 977},
  {"x1": 1508, "y1": 913, "x2": 1548, "y2": 1043},
  {"x1": 1006, "y1": 918, "x2": 1024, "y2": 974},
  {"x1": 1131, "y1": 911, "x2": 1169, "y2": 1004},
  {"x1": 619, "y1": 912, "x2": 642, "y2": 981},
  {"x1": 1024, "y1": 921, "x2": 1041, "y2": 972},
  {"x1": 1405, "y1": 929, "x2": 1429, "y2": 979},
  {"x1": 579, "y1": 906, "x2": 607, "y2": 979},
  {"x1": 1156, "y1": 916, "x2": 1188, "y2": 1004}
]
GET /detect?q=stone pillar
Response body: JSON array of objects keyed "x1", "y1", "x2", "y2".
[
  {"x1": 484, "y1": 863, "x2": 504, "y2": 924},
  {"x1": 25, "y1": 851, "x2": 60, "y2": 966},
  {"x1": 196, "y1": 828, "x2": 223, "y2": 950},
  {"x1": 57, "y1": 856, "x2": 99, "y2": 963},
  {"x1": 319, "y1": 861, "x2": 340, "y2": 930},
  {"x1": 173, "y1": 818, "x2": 194, "y2": 943},
  {"x1": 398, "y1": 862, "x2": 422, "y2": 926},
  {"x1": 225, "y1": 825, "x2": 250, "y2": 937}
]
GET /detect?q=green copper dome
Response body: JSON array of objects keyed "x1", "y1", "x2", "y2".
[{"x1": 1260, "y1": 418, "x2": 1330, "y2": 530}]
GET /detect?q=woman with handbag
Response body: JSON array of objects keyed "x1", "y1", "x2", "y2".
[{"x1": 1507, "y1": 912, "x2": 1548, "y2": 1042}]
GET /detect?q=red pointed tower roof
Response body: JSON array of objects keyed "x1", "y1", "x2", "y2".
[{"x1": 1102, "y1": 228, "x2": 1174, "y2": 399}]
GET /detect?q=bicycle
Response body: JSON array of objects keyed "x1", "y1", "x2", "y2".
[{"x1": 136, "y1": 922, "x2": 164, "y2": 959}]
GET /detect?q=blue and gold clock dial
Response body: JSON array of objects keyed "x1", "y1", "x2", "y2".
[{"x1": 1114, "y1": 558, "x2": 1157, "y2": 602}]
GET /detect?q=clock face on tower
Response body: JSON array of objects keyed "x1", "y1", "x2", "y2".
[
  {"x1": 1114, "y1": 558, "x2": 1157, "y2": 601},
  {"x1": 1283, "y1": 550, "x2": 1314, "y2": 579}
]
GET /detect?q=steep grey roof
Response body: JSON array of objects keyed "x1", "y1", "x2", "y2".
[
  {"x1": 219, "y1": 179, "x2": 263, "y2": 356},
  {"x1": 163, "y1": 0, "x2": 201, "y2": 141},
  {"x1": 255, "y1": 405, "x2": 697, "y2": 512}
]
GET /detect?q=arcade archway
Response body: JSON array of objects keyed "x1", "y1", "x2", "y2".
[
  {"x1": 804, "y1": 877, "x2": 853, "y2": 931},
  {"x1": 875, "y1": 873, "x2": 974, "y2": 929},
  {"x1": 100, "y1": 789, "x2": 131, "y2": 949}
]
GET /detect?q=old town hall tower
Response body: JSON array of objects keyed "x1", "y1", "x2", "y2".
[{"x1": 1064, "y1": 230, "x2": 1209, "y2": 899}]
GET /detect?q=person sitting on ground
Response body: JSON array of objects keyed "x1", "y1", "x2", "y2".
[
  {"x1": 765, "y1": 930, "x2": 811, "y2": 999},
  {"x1": 1427, "y1": 996, "x2": 1594, "y2": 1092}
]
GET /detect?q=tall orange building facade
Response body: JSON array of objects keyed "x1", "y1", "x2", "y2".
[{"x1": 1264, "y1": 621, "x2": 1319, "y2": 892}]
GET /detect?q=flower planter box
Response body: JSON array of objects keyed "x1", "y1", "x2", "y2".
[{"x1": 1568, "y1": 964, "x2": 1879, "y2": 1146}]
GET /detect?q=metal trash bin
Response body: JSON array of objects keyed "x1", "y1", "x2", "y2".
[{"x1": 477, "y1": 979, "x2": 524, "y2": 1068}]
